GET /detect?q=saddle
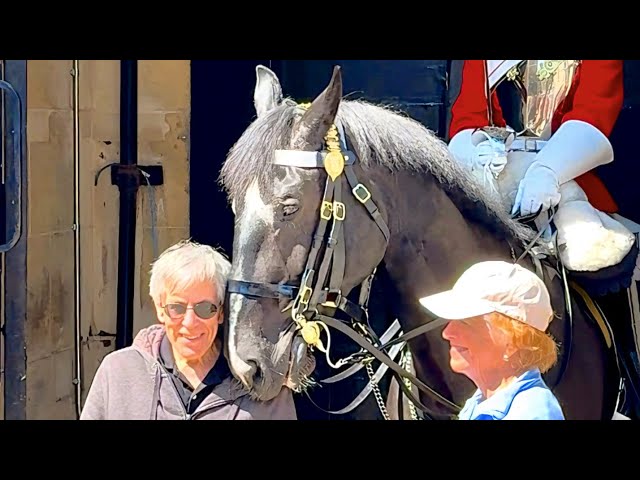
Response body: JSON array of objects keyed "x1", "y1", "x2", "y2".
[
  {"x1": 515, "y1": 204, "x2": 638, "y2": 299},
  {"x1": 509, "y1": 223, "x2": 619, "y2": 391},
  {"x1": 515, "y1": 209, "x2": 640, "y2": 416}
]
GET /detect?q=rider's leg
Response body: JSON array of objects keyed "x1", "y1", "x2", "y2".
[
  {"x1": 587, "y1": 212, "x2": 640, "y2": 418},
  {"x1": 552, "y1": 181, "x2": 636, "y2": 272}
]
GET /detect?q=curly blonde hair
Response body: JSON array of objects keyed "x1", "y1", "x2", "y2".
[{"x1": 489, "y1": 312, "x2": 559, "y2": 374}]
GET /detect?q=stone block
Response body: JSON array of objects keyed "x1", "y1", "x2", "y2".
[
  {"x1": 49, "y1": 231, "x2": 75, "y2": 352},
  {"x1": 139, "y1": 60, "x2": 190, "y2": 113},
  {"x1": 25, "y1": 235, "x2": 51, "y2": 363},
  {"x1": 27, "y1": 60, "x2": 73, "y2": 110},
  {"x1": 27, "y1": 109, "x2": 52, "y2": 143},
  {"x1": 91, "y1": 61, "x2": 120, "y2": 114},
  {"x1": 27, "y1": 141, "x2": 74, "y2": 236}
]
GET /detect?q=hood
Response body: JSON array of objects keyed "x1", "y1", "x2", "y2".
[{"x1": 132, "y1": 324, "x2": 166, "y2": 361}]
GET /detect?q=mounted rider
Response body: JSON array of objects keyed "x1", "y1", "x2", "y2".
[
  {"x1": 446, "y1": 60, "x2": 640, "y2": 408},
  {"x1": 447, "y1": 60, "x2": 636, "y2": 275}
]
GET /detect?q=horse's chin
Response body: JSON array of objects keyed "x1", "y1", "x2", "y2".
[
  {"x1": 243, "y1": 330, "x2": 316, "y2": 402},
  {"x1": 284, "y1": 334, "x2": 316, "y2": 393}
]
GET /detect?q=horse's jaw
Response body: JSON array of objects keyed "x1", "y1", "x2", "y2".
[{"x1": 236, "y1": 327, "x2": 316, "y2": 402}]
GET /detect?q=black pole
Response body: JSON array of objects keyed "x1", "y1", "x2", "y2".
[{"x1": 115, "y1": 60, "x2": 138, "y2": 350}]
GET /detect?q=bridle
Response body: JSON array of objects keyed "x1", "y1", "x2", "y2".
[{"x1": 226, "y1": 103, "x2": 462, "y2": 420}]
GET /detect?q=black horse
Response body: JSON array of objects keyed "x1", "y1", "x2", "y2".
[{"x1": 219, "y1": 65, "x2": 630, "y2": 420}]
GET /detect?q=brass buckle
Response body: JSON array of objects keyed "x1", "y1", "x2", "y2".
[
  {"x1": 353, "y1": 183, "x2": 371, "y2": 203},
  {"x1": 298, "y1": 285, "x2": 312, "y2": 307},
  {"x1": 322, "y1": 289, "x2": 342, "y2": 309},
  {"x1": 333, "y1": 201, "x2": 345, "y2": 220},
  {"x1": 320, "y1": 201, "x2": 332, "y2": 220},
  {"x1": 524, "y1": 138, "x2": 539, "y2": 152},
  {"x1": 291, "y1": 270, "x2": 314, "y2": 319}
]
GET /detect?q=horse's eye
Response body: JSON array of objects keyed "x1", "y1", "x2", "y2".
[{"x1": 281, "y1": 198, "x2": 300, "y2": 217}]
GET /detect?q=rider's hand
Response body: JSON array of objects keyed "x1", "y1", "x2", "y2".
[
  {"x1": 511, "y1": 161, "x2": 561, "y2": 217},
  {"x1": 472, "y1": 137, "x2": 508, "y2": 178}
]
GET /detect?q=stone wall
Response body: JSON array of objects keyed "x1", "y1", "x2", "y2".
[{"x1": 23, "y1": 60, "x2": 190, "y2": 419}]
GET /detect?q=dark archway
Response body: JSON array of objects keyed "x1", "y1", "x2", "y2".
[{"x1": 189, "y1": 60, "x2": 272, "y2": 257}]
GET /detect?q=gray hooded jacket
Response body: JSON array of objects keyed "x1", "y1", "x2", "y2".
[{"x1": 80, "y1": 324, "x2": 297, "y2": 420}]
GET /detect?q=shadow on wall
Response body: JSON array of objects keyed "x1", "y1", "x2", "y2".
[{"x1": 190, "y1": 60, "x2": 272, "y2": 258}]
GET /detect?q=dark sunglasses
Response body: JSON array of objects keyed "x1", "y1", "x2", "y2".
[{"x1": 162, "y1": 301, "x2": 221, "y2": 320}]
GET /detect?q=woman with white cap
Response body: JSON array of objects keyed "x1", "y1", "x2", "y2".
[{"x1": 419, "y1": 260, "x2": 565, "y2": 420}]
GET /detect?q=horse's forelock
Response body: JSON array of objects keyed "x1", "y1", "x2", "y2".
[{"x1": 219, "y1": 99, "x2": 299, "y2": 204}]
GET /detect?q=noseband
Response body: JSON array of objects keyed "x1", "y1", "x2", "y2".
[{"x1": 226, "y1": 103, "x2": 461, "y2": 419}]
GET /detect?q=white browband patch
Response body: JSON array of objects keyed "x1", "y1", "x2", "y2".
[
  {"x1": 274, "y1": 150, "x2": 326, "y2": 167},
  {"x1": 273, "y1": 120, "x2": 354, "y2": 168}
]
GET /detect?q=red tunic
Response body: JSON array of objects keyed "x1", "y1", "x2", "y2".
[{"x1": 449, "y1": 60, "x2": 624, "y2": 213}]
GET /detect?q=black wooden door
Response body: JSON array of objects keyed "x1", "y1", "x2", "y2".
[
  {"x1": 190, "y1": 60, "x2": 273, "y2": 256},
  {"x1": 272, "y1": 60, "x2": 450, "y2": 137},
  {"x1": 0, "y1": 60, "x2": 27, "y2": 420}
]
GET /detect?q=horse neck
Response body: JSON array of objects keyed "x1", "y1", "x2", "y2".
[{"x1": 371, "y1": 167, "x2": 521, "y2": 321}]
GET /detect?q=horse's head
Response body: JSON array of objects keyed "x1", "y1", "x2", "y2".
[{"x1": 220, "y1": 65, "x2": 389, "y2": 401}]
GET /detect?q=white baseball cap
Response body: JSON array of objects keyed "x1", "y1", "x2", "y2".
[{"x1": 418, "y1": 260, "x2": 553, "y2": 332}]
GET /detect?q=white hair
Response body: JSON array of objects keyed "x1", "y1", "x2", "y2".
[{"x1": 149, "y1": 239, "x2": 231, "y2": 305}]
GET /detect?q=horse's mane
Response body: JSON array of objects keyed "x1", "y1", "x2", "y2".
[{"x1": 219, "y1": 98, "x2": 534, "y2": 245}]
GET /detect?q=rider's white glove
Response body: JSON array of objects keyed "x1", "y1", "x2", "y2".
[
  {"x1": 448, "y1": 128, "x2": 510, "y2": 194},
  {"x1": 510, "y1": 119, "x2": 616, "y2": 217},
  {"x1": 511, "y1": 161, "x2": 561, "y2": 217}
]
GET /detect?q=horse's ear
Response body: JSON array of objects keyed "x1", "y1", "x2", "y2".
[
  {"x1": 292, "y1": 65, "x2": 343, "y2": 150},
  {"x1": 254, "y1": 65, "x2": 283, "y2": 118}
]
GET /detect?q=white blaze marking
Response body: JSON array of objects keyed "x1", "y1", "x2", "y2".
[
  {"x1": 228, "y1": 179, "x2": 274, "y2": 365},
  {"x1": 227, "y1": 166, "x2": 305, "y2": 372},
  {"x1": 227, "y1": 293, "x2": 250, "y2": 377},
  {"x1": 235, "y1": 179, "x2": 274, "y2": 274}
]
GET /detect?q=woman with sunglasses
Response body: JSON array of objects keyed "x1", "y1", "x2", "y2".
[{"x1": 80, "y1": 240, "x2": 297, "y2": 420}]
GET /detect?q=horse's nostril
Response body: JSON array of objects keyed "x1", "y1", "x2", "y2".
[
  {"x1": 232, "y1": 356, "x2": 259, "y2": 389},
  {"x1": 247, "y1": 359, "x2": 263, "y2": 381},
  {"x1": 246, "y1": 359, "x2": 258, "y2": 371}
]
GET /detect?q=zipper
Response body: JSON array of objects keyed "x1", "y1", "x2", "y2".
[{"x1": 156, "y1": 362, "x2": 189, "y2": 419}]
